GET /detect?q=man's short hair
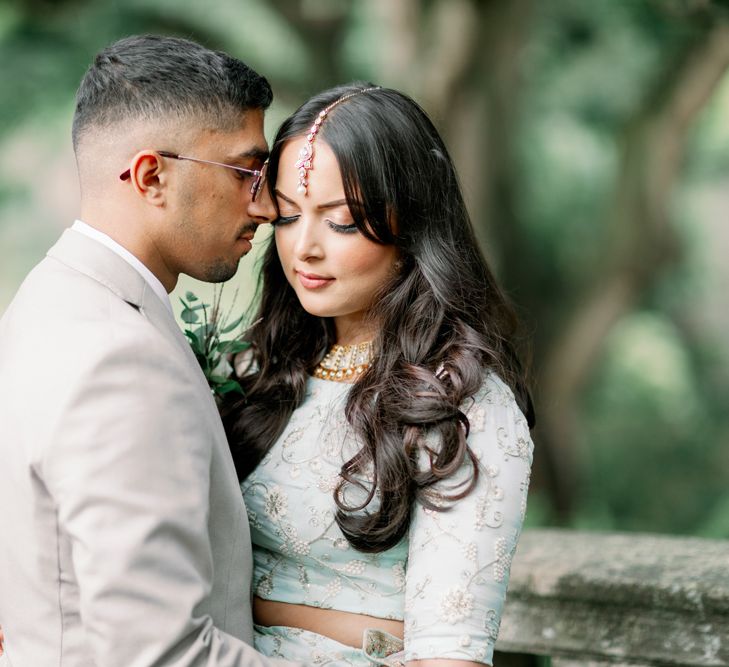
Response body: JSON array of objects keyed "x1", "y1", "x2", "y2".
[{"x1": 72, "y1": 34, "x2": 273, "y2": 150}]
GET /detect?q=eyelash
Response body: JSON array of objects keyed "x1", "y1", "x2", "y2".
[
  {"x1": 272, "y1": 215, "x2": 358, "y2": 234},
  {"x1": 271, "y1": 215, "x2": 298, "y2": 227},
  {"x1": 329, "y1": 221, "x2": 358, "y2": 234}
]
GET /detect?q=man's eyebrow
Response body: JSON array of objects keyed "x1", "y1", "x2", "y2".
[{"x1": 227, "y1": 148, "x2": 269, "y2": 163}]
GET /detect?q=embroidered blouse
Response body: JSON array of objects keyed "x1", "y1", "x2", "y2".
[{"x1": 241, "y1": 372, "x2": 533, "y2": 665}]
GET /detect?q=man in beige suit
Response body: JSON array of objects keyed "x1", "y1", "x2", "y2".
[{"x1": 0, "y1": 35, "x2": 298, "y2": 666}]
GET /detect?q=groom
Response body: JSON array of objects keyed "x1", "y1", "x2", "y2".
[{"x1": 0, "y1": 36, "x2": 296, "y2": 666}]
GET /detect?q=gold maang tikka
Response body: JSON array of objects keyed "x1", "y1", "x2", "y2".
[{"x1": 295, "y1": 87, "x2": 380, "y2": 195}]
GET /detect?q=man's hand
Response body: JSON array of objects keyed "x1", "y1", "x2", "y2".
[{"x1": 1, "y1": 623, "x2": 5, "y2": 656}]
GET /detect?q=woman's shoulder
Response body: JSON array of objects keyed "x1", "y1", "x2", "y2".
[
  {"x1": 467, "y1": 370, "x2": 526, "y2": 419},
  {"x1": 474, "y1": 369, "x2": 518, "y2": 405},
  {"x1": 462, "y1": 370, "x2": 533, "y2": 457}
]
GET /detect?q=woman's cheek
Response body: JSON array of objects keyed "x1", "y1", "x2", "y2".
[{"x1": 337, "y1": 238, "x2": 395, "y2": 277}]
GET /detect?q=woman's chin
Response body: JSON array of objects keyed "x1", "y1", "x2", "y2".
[{"x1": 300, "y1": 304, "x2": 337, "y2": 318}]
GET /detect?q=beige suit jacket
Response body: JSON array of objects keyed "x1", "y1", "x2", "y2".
[{"x1": 0, "y1": 230, "x2": 294, "y2": 666}]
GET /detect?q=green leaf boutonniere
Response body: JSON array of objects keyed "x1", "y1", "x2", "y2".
[{"x1": 179, "y1": 288, "x2": 254, "y2": 400}]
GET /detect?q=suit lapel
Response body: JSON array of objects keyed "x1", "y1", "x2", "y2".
[
  {"x1": 48, "y1": 229, "x2": 147, "y2": 310},
  {"x1": 137, "y1": 279, "x2": 209, "y2": 380},
  {"x1": 47, "y1": 229, "x2": 209, "y2": 392}
]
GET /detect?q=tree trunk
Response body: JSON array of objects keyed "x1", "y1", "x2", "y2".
[{"x1": 537, "y1": 20, "x2": 729, "y2": 519}]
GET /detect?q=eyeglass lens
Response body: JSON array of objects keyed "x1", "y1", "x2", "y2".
[{"x1": 251, "y1": 162, "x2": 268, "y2": 201}]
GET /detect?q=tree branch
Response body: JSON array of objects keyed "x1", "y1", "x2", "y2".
[{"x1": 538, "y1": 20, "x2": 729, "y2": 517}]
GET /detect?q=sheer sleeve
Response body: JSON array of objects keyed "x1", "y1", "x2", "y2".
[{"x1": 403, "y1": 373, "x2": 533, "y2": 665}]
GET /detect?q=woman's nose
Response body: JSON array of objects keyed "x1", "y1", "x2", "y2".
[{"x1": 292, "y1": 217, "x2": 324, "y2": 261}]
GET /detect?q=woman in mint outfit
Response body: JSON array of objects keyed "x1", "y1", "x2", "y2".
[{"x1": 223, "y1": 83, "x2": 535, "y2": 667}]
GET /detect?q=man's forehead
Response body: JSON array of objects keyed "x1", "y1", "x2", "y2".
[{"x1": 198, "y1": 111, "x2": 268, "y2": 157}]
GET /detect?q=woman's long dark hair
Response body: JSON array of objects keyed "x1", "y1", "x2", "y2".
[{"x1": 222, "y1": 83, "x2": 534, "y2": 553}]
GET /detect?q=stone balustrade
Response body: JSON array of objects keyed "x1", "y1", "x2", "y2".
[{"x1": 494, "y1": 528, "x2": 728, "y2": 666}]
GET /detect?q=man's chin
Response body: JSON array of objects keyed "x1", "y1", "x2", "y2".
[{"x1": 195, "y1": 259, "x2": 240, "y2": 284}]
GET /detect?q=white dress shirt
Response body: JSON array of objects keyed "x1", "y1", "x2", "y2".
[{"x1": 71, "y1": 220, "x2": 173, "y2": 315}]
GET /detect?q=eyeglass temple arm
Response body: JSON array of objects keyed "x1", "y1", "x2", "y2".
[{"x1": 119, "y1": 151, "x2": 181, "y2": 181}]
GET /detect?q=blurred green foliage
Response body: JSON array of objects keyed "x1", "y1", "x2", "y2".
[{"x1": 0, "y1": 0, "x2": 728, "y2": 539}]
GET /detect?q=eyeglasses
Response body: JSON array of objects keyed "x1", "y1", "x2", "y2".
[{"x1": 119, "y1": 150, "x2": 268, "y2": 201}]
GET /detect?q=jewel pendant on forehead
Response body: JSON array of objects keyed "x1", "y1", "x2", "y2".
[
  {"x1": 293, "y1": 86, "x2": 380, "y2": 196},
  {"x1": 294, "y1": 144, "x2": 313, "y2": 194}
]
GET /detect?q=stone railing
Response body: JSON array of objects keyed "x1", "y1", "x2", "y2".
[{"x1": 494, "y1": 529, "x2": 729, "y2": 666}]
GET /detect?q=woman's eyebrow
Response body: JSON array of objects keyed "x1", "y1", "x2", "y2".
[
  {"x1": 318, "y1": 199, "x2": 348, "y2": 210},
  {"x1": 274, "y1": 189, "x2": 297, "y2": 206},
  {"x1": 274, "y1": 191, "x2": 350, "y2": 211}
]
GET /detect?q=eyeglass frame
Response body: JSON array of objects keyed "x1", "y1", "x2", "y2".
[{"x1": 119, "y1": 150, "x2": 268, "y2": 201}]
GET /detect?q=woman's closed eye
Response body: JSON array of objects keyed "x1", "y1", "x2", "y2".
[
  {"x1": 327, "y1": 220, "x2": 358, "y2": 234},
  {"x1": 272, "y1": 214, "x2": 358, "y2": 235},
  {"x1": 272, "y1": 214, "x2": 299, "y2": 226}
]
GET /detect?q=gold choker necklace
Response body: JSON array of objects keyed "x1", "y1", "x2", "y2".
[{"x1": 313, "y1": 341, "x2": 374, "y2": 382}]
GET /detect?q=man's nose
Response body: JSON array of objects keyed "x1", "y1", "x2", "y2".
[{"x1": 248, "y1": 180, "x2": 277, "y2": 225}]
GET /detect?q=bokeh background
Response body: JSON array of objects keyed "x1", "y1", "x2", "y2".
[{"x1": 1, "y1": 0, "x2": 728, "y2": 538}]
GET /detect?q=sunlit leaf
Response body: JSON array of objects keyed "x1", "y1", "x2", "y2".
[
  {"x1": 217, "y1": 339, "x2": 251, "y2": 354},
  {"x1": 215, "y1": 379, "x2": 244, "y2": 396},
  {"x1": 180, "y1": 308, "x2": 199, "y2": 324},
  {"x1": 220, "y1": 313, "x2": 246, "y2": 334},
  {"x1": 184, "y1": 330, "x2": 204, "y2": 355}
]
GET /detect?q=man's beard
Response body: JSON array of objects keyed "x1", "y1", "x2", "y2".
[
  {"x1": 202, "y1": 257, "x2": 239, "y2": 283},
  {"x1": 203, "y1": 222, "x2": 257, "y2": 282}
]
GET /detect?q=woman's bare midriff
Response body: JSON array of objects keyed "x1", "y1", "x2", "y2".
[{"x1": 253, "y1": 596, "x2": 405, "y2": 649}]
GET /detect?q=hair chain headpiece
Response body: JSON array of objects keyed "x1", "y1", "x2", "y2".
[{"x1": 295, "y1": 87, "x2": 380, "y2": 195}]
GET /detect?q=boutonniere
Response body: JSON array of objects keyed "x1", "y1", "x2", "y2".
[{"x1": 179, "y1": 288, "x2": 253, "y2": 400}]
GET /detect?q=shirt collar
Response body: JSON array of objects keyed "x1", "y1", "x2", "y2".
[{"x1": 71, "y1": 220, "x2": 173, "y2": 315}]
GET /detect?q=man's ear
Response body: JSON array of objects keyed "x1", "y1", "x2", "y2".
[{"x1": 128, "y1": 151, "x2": 168, "y2": 205}]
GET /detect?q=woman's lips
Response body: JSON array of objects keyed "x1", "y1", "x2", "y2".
[{"x1": 296, "y1": 270, "x2": 335, "y2": 289}]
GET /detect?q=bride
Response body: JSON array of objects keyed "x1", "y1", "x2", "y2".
[{"x1": 223, "y1": 83, "x2": 535, "y2": 667}]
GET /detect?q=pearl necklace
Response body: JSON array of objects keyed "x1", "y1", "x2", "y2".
[{"x1": 313, "y1": 341, "x2": 374, "y2": 382}]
